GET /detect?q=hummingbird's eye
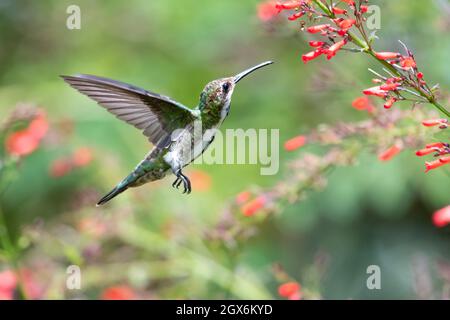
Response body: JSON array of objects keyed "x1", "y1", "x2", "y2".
[{"x1": 222, "y1": 82, "x2": 230, "y2": 93}]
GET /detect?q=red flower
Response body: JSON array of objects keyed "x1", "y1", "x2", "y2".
[
  {"x1": 0, "y1": 270, "x2": 17, "y2": 300},
  {"x1": 309, "y1": 41, "x2": 325, "y2": 47},
  {"x1": 360, "y1": 5, "x2": 368, "y2": 13},
  {"x1": 101, "y1": 285, "x2": 136, "y2": 300},
  {"x1": 4, "y1": 112, "x2": 48, "y2": 157},
  {"x1": 236, "y1": 191, "x2": 252, "y2": 205},
  {"x1": 72, "y1": 147, "x2": 93, "y2": 167},
  {"x1": 422, "y1": 119, "x2": 448, "y2": 127},
  {"x1": 383, "y1": 97, "x2": 397, "y2": 109},
  {"x1": 375, "y1": 52, "x2": 400, "y2": 60},
  {"x1": 362, "y1": 86, "x2": 388, "y2": 98},
  {"x1": 400, "y1": 57, "x2": 416, "y2": 69},
  {"x1": 334, "y1": 19, "x2": 355, "y2": 31},
  {"x1": 278, "y1": 281, "x2": 301, "y2": 299},
  {"x1": 241, "y1": 196, "x2": 266, "y2": 217},
  {"x1": 326, "y1": 39, "x2": 347, "y2": 60},
  {"x1": 189, "y1": 170, "x2": 212, "y2": 192},
  {"x1": 378, "y1": 145, "x2": 401, "y2": 161},
  {"x1": 341, "y1": 0, "x2": 355, "y2": 4},
  {"x1": 332, "y1": 7, "x2": 347, "y2": 15},
  {"x1": 288, "y1": 11, "x2": 304, "y2": 20},
  {"x1": 432, "y1": 205, "x2": 450, "y2": 228},
  {"x1": 426, "y1": 142, "x2": 446, "y2": 149},
  {"x1": 257, "y1": 1, "x2": 279, "y2": 22},
  {"x1": 284, "y1": 135, "x2": 307, "y2": 151},
  {"x1": 49, "y1": 158, "x2": 73, "y2": 177},
  {"x1": 306, "y1": 24, "x2": 330, "y2": 33},
  {"x1": 425, "y1": 157, "x2": 450, "y2": 172},
  {"x1": 27, "y1": 114, "x2": 48, "y2": 140},
  {"x1": 415, "y1": 147, "x2": 437, "y2": 157},
  {"x1": 380, "y1": 83, "x2": 400, "y2": 91},
  {"x1": 417, "y1": 72, "x2": 424, "y2": 79},
  {"x1": 302, "y1": 49, "x2": 323, "y2": 63},
  {"x1": 352, "y1": 96, "x2": 374, "y2": 112},
  {"x1": 5, "y1": 130, "x2": 40, "y2": 157}
]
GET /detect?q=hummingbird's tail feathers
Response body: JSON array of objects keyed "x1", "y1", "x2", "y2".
[{"x1": 96, "y1": 185, "x2": 128, "y2": 206}]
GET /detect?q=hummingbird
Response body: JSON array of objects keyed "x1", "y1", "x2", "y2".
[{"x1": 61, "y1": 61, "x2": 273, "y2": 205}]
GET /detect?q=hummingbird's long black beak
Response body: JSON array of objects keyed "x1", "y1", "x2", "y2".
[{"x1": 233, "y1": 61, "x2": 273, "y2": 84}]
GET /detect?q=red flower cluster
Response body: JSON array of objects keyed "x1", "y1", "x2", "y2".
[
  {"x1": 278, "y1": 281, "x2": 302, "y2": 300},
  {"x1": 0, "y1": 269, "x2": 43, "y2": 300},
  {"x1": 271, "y1": 1, "x2": 368, "y2": 63},
  {"x1": 416, "y1": 119, "x2": 449, "y2": 172},
  {"x1": 5, "y1": 112, "x2": 48, "y2": 157}
]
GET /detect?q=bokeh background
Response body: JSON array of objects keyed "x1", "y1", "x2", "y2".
[{"x1": 0, "y1": 0, "x2": 449, "y2": 299}]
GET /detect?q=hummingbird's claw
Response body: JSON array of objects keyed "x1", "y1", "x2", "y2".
[{"x1": 172, "y1": 170, "x2": 192, "y2": 194}]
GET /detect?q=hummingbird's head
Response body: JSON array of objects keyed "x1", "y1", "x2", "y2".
[{"x1": 199, "y1": 61, "x2": 273, "y2": 122}]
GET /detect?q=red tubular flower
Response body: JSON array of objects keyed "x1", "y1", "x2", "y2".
[
  {"x1": 278, "y1": 281, "x2": 301, "y2": 298},
  {"x1": 189, "y1": 169, "x2": 212, "y2": 192},
  {"x1": 432, "y1": 205, "x2": 450, "y2": 228},
  {"x1": 257, "y1": 1, "x2": 279, "y2": 22},
  {"x1": 275, "y1": 1, "x2": 300, "y2": 11},
  {"x1": 378, "y1": 145, "x2": 401, "y2": 161},
  {"x1": 288, "y1": 11, "x2": 304, "y2": 20},
  {"x1": 417, "y1": 72, "x2": 424, "y2": 79},
  {"x1": 400, "y1": 57, "x2": 416, "y2": 69},
  {"x1": 341, "y1": 0, "x2": 355, "y2": 5},
  {"x1": 425, "y1": 158, "x2": 449, "y2": 172},
  {"x1": 306, "y1": 24, "x2": 330, "y2": 33},
  {"x1": 241, "y1": 196, "x2": 266, "y2": 217},
  {"x1": 441, "y1": 156, "x2": 450, "y2": 164},
  {"x1": 415, "y1": 148, "x2": 437, "y2": 157},
  {"x1": 352, "y1": 96, "x2": 374, "y2": 112},
  {"x1": 375, "y1": 52, "x2": 400, "y2": 60},
  {"x1": 332, "y1": 7, "x2": 347, "y2": 15},
  {"x1": 335, "y1": 19, "x2": 355, "y2": 31},
  {"x1": 426, "y1": 142, "x2": 446, "y2": 149},
  {"x1": 422, "y1": 119, "x2": 448, "y2": 127},
  {"x1": 326, "y1": 39, "x2": 347, "y2": 60},
  {"x1": 284, "y1": 135, "x2": 307, "y2": 151},
  {"x1": 363, "y1": 86, "x2": 388, "y2": 98},
  {"x1": 360, "y1": 5, "x2": 368, "y2": 13},
  {"x1": 309, "y1": 41, "x2": 325, "y2": 47},
  {"x1": 380, "y1": 83, "x2": 400, "y2": 91},
  {"x1": 383, "y1": 97, "x2": 397, "y2": 109},
  {"x1": 301, "y1": 49, "x2": 323, "y2": 63}
]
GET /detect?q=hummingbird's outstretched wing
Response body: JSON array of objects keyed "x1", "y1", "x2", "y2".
[{"x1": 61, "y1": 74, "x2": 197, "y2": 148}]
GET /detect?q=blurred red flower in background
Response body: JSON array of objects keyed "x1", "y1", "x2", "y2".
[
  {"x1": 0, "y1": 270, "x2": 17, "y2": 300},
  {"x1": 0, "y1": 269, "x2": 43, "y2": 300},
  {"x1": 278, "y1": 281, "x2": 302, "y2": 300},
  {"x1": 101, "y1": 285, "x2": 136, "y2": 300},
  {"x1": 189, "y1": 170, "x2": 212, "y2": 192},
  {"x1": 72, "y1": 147, "x2": 93, "y2": 167},
  {"x1": 240, "y1": 195, "x2": 267, "y2": 217},
  {"x1": 378, "y1": 144, "x2": 402, "y2": 162},
  {"x1": 5, "y1": 112, "x2": 48, "y2": 157},
  {"x1": 284, "y1": 135, "x2": 307, "y2": 151},
  {"x1": 257, "y1": 1, "x2": 278, "y2": 22},
  {"x1": 432, "y1": 205, "x2": 450, "y2": 228},
  {"x1": 352, "y1": 96, "x2": 375, "y2": 113}
]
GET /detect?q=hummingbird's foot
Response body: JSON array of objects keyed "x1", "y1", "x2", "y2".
[{"x1": 172, "y1": 170, "x2": 191, "y2": 194}]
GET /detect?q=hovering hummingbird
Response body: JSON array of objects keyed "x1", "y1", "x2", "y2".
[{"x1": 61, "y1": 61, "x2": 273, "y2": 205}]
